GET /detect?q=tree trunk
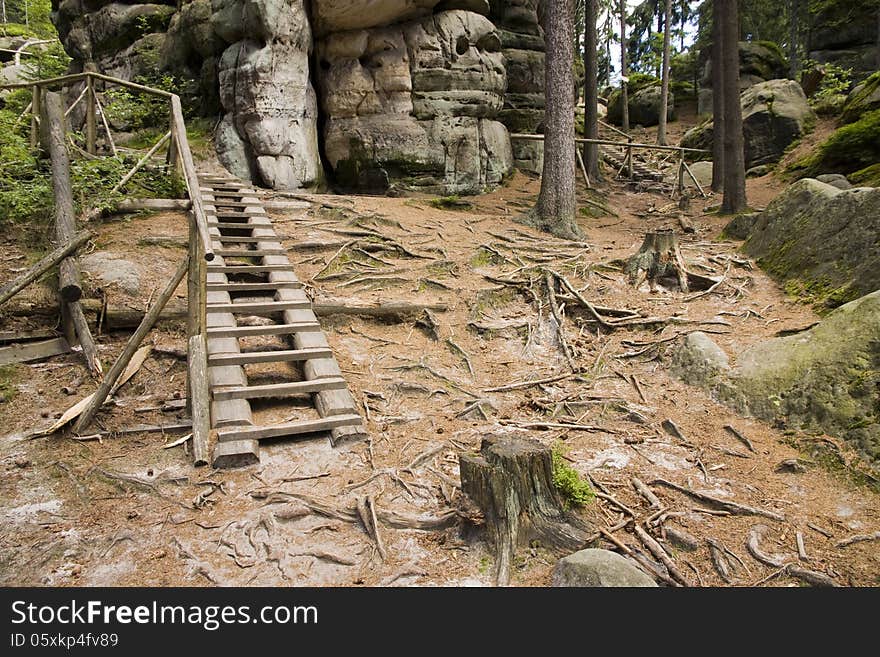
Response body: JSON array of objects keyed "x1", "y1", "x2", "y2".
[
  {"x1": 719, "y1": 0, "x2": 747, "y2": 213},
  {"x1": 626, "y1": 229, "x2": 689, "y2": 292},
  {"x1": 619, "y1": 0, "x2": 629, "y2": 132},
  {"x1": 789, "y1": 0, "x2": 799, "y2": 79},
  {"x1": 583, "y1": 0, "x2": 601, "y2": 180},
  {"x1": 459, "y1": 434, "x2": 596, "y2": 586},
  {"x1": 658, "y1": 0, "x2": 673, "y2": 145},
  {"x1": 527, "y1": 0, "x2": 580, "y2": 240},
  {"x1": 711, "y1": 4, "x2": 725, "y2": 192}
]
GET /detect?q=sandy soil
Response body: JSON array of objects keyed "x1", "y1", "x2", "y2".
[{"x1": 1, "y1": 116, "x2": 878, "y2": 588}]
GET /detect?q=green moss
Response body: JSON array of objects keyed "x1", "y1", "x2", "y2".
[
  {"x1": 0, "y1": 365, "x2": 21, "y2": 403},
  {"x1": 551, "y1": 446, "x2": 594, "y2": 509},
  {"x1": 783, "y1": 277, "x2": 859, "y2": 310},
  {"x1": 788, "y1": 109, "x2": 880, "y2": 178},
  {"x1": 429, "y1": 195, "x2": 472, "y2": 211},
  {"x1": 850, "y1": 163, "x2": 880, "y2": 187}
]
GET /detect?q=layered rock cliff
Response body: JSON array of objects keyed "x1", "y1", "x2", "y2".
[{"x1": 51, "y1": 0, "x2": 546, "y2": 193}]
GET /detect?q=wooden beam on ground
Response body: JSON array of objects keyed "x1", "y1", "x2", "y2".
[
  {"x1": 0, "y1": 338, "x2": 70, "y2": 366},
  {"x1": 110, "y1": 130, "x2": 170, "y2": 194},
  {"x1": 0, "y1": 230, "x2": 91, "y2": 308},
  {"x1": 72, "y1": 254, "x2": 189, "y2": 434}
]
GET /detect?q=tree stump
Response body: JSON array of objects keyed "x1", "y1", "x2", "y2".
[
  {"x1": 459, "y1": 434, "x2": 596, "y2": 586},
  {"x1": 626, "y1": 229, "x2": 689, "y2": 292}
]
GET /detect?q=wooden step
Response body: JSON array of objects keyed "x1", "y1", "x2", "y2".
[
  {"x1": 215, "y1": 211, "x2": 267, "y2": 219},
  {"x1": 213, "y1": 377, "x2": 348, "y2": 401},
  {"x1": 216, "y1": 414, "x2": 363, "y2": 442},
  {"x1": 208, "y1": 347, "x2": 333, "y2": 366},
  {"x1": 214, "y1": 248, "x2": 286, "y2": 257},
  {"x1": 212, "y1": 439, "x2": 260, "y2": 468},
  {"x1": 206, "y1": 321, "x2": 320, "y2": 338},
  {"x1": 210, "y1": 201, "x2": 263, "y2": 208},
  {"x1": 207, "y1": 300, "x2": 310, "y2": 313},
  {"x1": 212, "y1": 236, "x2": 279, "y2": 244},
  {"x1": 207, "y1": 281, "x2": 301, "y2": 292},
  {"x1": 207, "y1": 264, "x2": 294, "y2": 274},
  {"x1": 207, "y1": 221, "x2": 270, "y2": 229}
]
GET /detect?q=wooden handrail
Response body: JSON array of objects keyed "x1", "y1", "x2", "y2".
[
  {"x1": 0, "y1": 71, "x2": 172, "y2": 98},
  {"x1": 509, "y1": 132, "x2": 709, "y2": 154}
]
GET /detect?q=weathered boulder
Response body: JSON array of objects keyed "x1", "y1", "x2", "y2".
[
  {"x1": 670, "y1": 331, "x2": 730, "y2": 387},
  {"x1": 669, "y1": 294, "x2": 880, "y2": 469},
  {"x1": 722, "y1": 211, "x2": 760, "y2": 239},
  {"x1": 606, "y1": 83, "x2": 675, "y2": 127},
  {"x1": 80, "y1": 252, "x2": 142, "y2": 295},
  {"x1": 216, "y1": 0, "x2": 323, "y2": 190},
  {"x1": 683, "y1": 80, "x2": 815, "y2": 169},
  {"x1": 808, "y1": 0, "x2": 879, "y2": 79},
  {"x1": 698, "y1": 41, "x2": 788, "y2": 115},
  {"x1": 552, "y1": 549, "x2": 657, "y2": 587},
  {"x1": 311, "y1": 0, "x2": 443, "y2": 36},
  {"x1": 815, "y1": 173, "x2": 852, "y2": 189},
  {"x1": 743, "y1": 179, "x2": 880, "y2": 306},
  {"x1": 840, "y1": 71, "x2": 880, "y2": 125},
  {"x1": 318, "y1": 10, "x2": 511, "y2": 193}
]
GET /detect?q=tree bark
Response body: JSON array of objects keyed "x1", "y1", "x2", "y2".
[
  {"x1": 626, "y1": 229, "x2": 689, "y2": 292},
  {"x1": 789, "y1": 0, "x2": 799, "y2": 80},
  {"x1": 658, "y1": 0, "x2": 673, "y2": 145},
  {"x1": 711, "y1": 3, "x2": 725, "y2": 192},
  {"x1": 719, "y1": 0, "x2": 747, "y2": 213},
  {"x1": 459, "y1": 434, "x2": 596, "y2": 586},
  {"x1": 527, "y1": 0, "x2": 581, "y2": 240},
  {"x1": 619, "y1": 0, "x2": 630, "y2": 132},
  {"x1": 583, "y1": 0, "x2": 601, "y2": 180}
]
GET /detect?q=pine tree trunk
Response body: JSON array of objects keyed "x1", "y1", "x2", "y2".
[
  {"x1": 789, "y1": 0, "x2": 799, "y2": 79},
  {"x1": 583, "y1": 0, "x2": 601, "y2": 180},
  {"x1": 710, "y1": 3, "x2": 725, "y2": 193},
  {"x1": 529, "y1": 0, "x2": 580, "y2": 240},
  {"x1": 658, "y1": 0, "x2": 673, "y2": 145},
  {"x1": 619, "y1": 0, "x2": 629, "y2": 132},
  {"x1": 719, "y1": 0, "x2": 747, "y2": 213}
]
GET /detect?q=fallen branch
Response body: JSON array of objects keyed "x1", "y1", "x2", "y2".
[
  {"x1": 835, "y1": 531, "x2": 880, "y2": 548},
  {"x1": 723, "y1": 425, "x2": 756, "y2": 453},
  {"x1": 633, "y1": 525, "x2": 690, "y2": 586}
]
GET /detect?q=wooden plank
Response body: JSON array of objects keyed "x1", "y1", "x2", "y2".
[
  {"x1": 0, "y1": 337, "x2": 70, "y2": 366},
  {"x1": 210, "y1": 201, "x2": 265, "y2": 209},
  {"x1": 214, "y1": 248, "x2": 286, "y2": 257},
  {"x1": 206, "y1": 307, "x2": 254, "y2": 429},
  {"x1": 216, "y1": 414, "x2": 363, "y2": 442},
  {"x1": 85, "y1": 75, "x2": 96, "y2": 155},
  {"x1": 207, "y1": 264, "x2": 294, "y2": 274},
  {"x1": 208, "y1": 347, "x2": 333, "y2": 366},
  {"x1": 207, "y1": 221, "x2": 271, "y2": 230},
  {"x1": 188, "y1": 333, "x2": 211, "y2": 467},
  {"x1": 212, "y1": 439, "x2": 260, "y2": 468},
  {"x1": 206, "y1": 321, "x2": 320, "y2": 338},
  {"x1": 214, "y1": 211, "x2": 268, "y2": 219},
  {"x1": 212, "y1": 236, "x2": 278, "y2": 244},
  {"x1": 206, "y1": 300, "x2": 310, "y2": 313},
  {"x1": 0, "y1": 329, "x2": 59, "y2": 344},
  {"x1": 213, "y1": 377, "x2": 348, "y2": 401},
  {"x1": 206, "y1": 281, "x2": 301, "y2": 292}
]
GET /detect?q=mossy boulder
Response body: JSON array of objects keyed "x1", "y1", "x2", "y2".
[
  {"x1": 840, "y1": 71, "x2": 880, "y2": 125},
  {"x1": 789, "y1": 109, "x2": 880, "y2": 178},
  {"x1": 606, "y1": 83, "x2": 674, "y2": 127},
  {"x1": 683, "y1": 79, "x2": 814, "y2": 168},
  {"x1": 669, "y1": 291, "x2": 880, "y2": 469},
  {"x1": 743, "y1": 179, "x2": 880, "y2": 308}
]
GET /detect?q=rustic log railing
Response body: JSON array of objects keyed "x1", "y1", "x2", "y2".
[
  {"x1": 510, "y1": 132, "x2": 709, "y2": 197},
  {"x1": 2, "y1": 72, "x2": 214, "y2": 465}
]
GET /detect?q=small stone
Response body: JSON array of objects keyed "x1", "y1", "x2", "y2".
[
  {"x1": 669, "y1": 332, "x2": 730, "y2": 387},
  {"x1": 776, "y1": 459, "x2": 807, "y2": 473},
  {"x1": 13, "y1": 456, "x2": 31, "y2": 468},
  {"x1": 127, "y1": 510, "x2": 139, "y2": 520},
  {"x1": 553, "y1": 549, "x2": 657, "y2": 587}
]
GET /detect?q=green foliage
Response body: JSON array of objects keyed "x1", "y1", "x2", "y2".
[
  {"x1": 21, "y1": 42, "x2": 71, "y2": 81},
  {"x1": 0, "y1": 365, "x2": 21, "y2": 403},
  {"x1": 0, "y1": 108, "x2": 52, "y2": 226},
  {"x1": 551, "y1": 444, "x2": 594, "y2": 509},
  {"x1": 789, "y1": 109, "x2": 880, "y2": 178},
  {"x1": 804, "y1": 59, "x2": 854, "y2": 112},
  {"x1": 104, "y1": 74, "x2": 182, "y2": 130},
  {"x1": 627, "y1": 72, "x2": 660, "y2": 94},
  {"x1": 2, "y1": 0, "x2": 56, "y2": 38}
]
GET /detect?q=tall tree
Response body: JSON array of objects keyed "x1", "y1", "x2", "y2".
[
  {"x1": 718, "y1": 0, "x2": 747, "y2": 213},
  {"x1": 710, "y1": 3, "x2": 725, "y2": 193},
  {"x1": 528, "y1": 0, "x2": 581, "y2": 239},
  {"x1": 657, "y1": 0, "x2": 673, "y2": 145},
  {"x1": 619, "y1": 0, "x2": 629, "y2": 131},
  {"x1": 789, "y1": 0, "x2": 799, "y2": 79},
  {"x1": 584, "y1": 0, "x2": 601, "y2": 180}
]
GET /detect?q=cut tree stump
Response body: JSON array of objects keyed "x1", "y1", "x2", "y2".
[
  {"x1": 459, "y1": 434, "x2": 596, "y2": 586},
  {"x1": 626, "y1": 229, "x2": 689, "y2": 292}
]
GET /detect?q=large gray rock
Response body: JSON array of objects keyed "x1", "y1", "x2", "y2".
[
  {"x1": 683, "y1": 79, "x2": 815, "y2": 169},
  {"x1": 840, "y1": 71, "x2": 880, "y2": 125},
  {"x1": 80, "y1": 252, "x2": 141, "y2": 295},
  {"x1": 816, "y1": 173, "x2": 852, "y2": 190},
  {"x1": 552, "y1": 549, "x2": 657, "y2": 587},
  {"x1": 743, "y1": 179, "x2": 880, "y2": 305},
  {"x1": 606, "y1": 84, "x2": 675, "y2": 127},
  {"x1": 670, "y1": 332, "x2": 730, "y2": 387},
  {"x1": 698, "y1": 41, "x2": 788, "y2": 115},
  {"x1": 318, "y1": 10, "x2": 511, "y2": 193},
  {"x1": 809, "y1": 1, "x2": 879, "y2": 78}
]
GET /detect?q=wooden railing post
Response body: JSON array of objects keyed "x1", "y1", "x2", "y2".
[
  {"x1": 186, "y1": 211, "x2": 210, "y2": 466},
  {"x1": 85, "y1": 74, "x2": 96, "y2": 155},
  {"x1": 677, "y1": 150, "x2": 685, "y2": 198},
  {"x1": 626, "y1": 139, "x2": 634, "y2": 180},
  {"x1": 30, "y1": 84, "x2": 41, "y2": 149}
]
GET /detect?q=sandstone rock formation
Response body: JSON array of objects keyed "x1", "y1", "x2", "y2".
[
  {"x1": 697, "y1": 41, "x2": 788, "y2": 115},
  {"x1": 607, "y1": 83, "x2": 675, "y2": 127},
  {"x1": 682, "y1": 79, "x2": 815, "y2": 169},
  {"x1": 808, "y1": 0, "x2": 880, "y2": 79}
]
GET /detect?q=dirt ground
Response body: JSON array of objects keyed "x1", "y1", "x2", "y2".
[{"x1": 1, "y1": 115, "x2": 878, "y2": 588}]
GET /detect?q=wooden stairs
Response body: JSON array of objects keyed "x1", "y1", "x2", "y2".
[{"x1": 198, "y1": 174, "x2": 366, "y2": 468}]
